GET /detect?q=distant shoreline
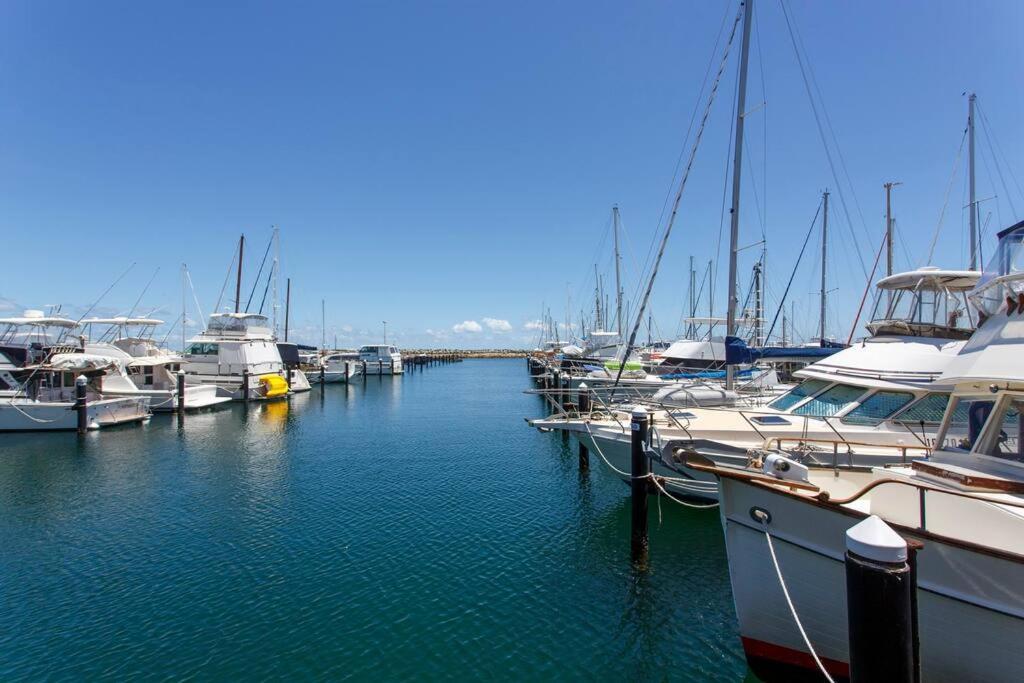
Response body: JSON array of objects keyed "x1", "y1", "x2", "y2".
[{"x1": 402, "y1": 349, "x2": 529, "y2": 358}]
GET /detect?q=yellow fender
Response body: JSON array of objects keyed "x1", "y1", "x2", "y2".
[{"x1": 258, "y1": 373, "x2": 289, "y2": 398}]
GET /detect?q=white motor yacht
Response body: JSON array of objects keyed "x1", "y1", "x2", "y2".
[
  {"x1": 358, "y1": 344, "x2": 403, "y2": 375},
  {"x1": 694, "y1": 222, "x2": 1024, "y2": 682},
  {"x1": 82, "y1": 317, "x2": 231, "y2": 411},
  {"x1": 182, "y1": 313, "x2": 290, "y2": 400}
]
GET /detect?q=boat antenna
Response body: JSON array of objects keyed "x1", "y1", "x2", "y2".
[{"x1": 609, "y1": 2, "x2": 744, "y2": 399}]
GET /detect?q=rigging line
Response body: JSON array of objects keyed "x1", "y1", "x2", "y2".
[
  {"x1": 245, "y1": 233, "x2": 274, "y2": 313},
  {"x1": 643, "y1": 0, "x2": 735, "y2": 295},
  {"x1": 213, "y1": 244, "x2": 238, "y2": 314},
  {"x1": 184, "y1": 268, "x2": 206, "y2": 328},
  {"x1": 610, "y1": 3, "x2": 744, "y2": 401},
  {"x1": 976, "y1": 100, "x2": 1022, "y2": 217},
  {"x1": 126, "y1": 267, "x2": 161, "y2": 319},
  {"x1": 778, "y1": 0, "x2": 869, "y2": 281},
  {"x1": 714, "y1": 34, "x2": 742, "y2": 314},
  {"x1": 64, "y1": 263, "x2": 137, "y2": 344},
  {"x1": 926, "y1": 128, "x2": 967, "y2": 264},
  {"x1": 258, "y1": 260, "x2": 274, "y2": 315},
  {"x1": 764, "y1": 200, "x2": 820, "y2": 343},
  {"x1": 978, "y1": 142, "x2": 1005, "y2": 232},
  {"x1": 846, "y1": 228, "x2": 888, "y2": 345},
  {"x1": 754, "y1": 1, "x2": 768, "y2": 242}
]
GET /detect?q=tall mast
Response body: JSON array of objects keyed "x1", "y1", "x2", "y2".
[
  {"x1": 820, "y1": 190, "x2": 829, "y2": 343},
  {"x1": 321, "y1": 299, "x2": 326, "y2": 350},
  {"x1": 753, "y1": 260, "x2": 763, "y2": 347},
  {"x1": 284, "y1": 278, "x2": 291, "y2": 342},
  {"x1": 613, "y1": 205, "x2": 624, "y2": 337},
  {"x1": 234, "y1": 234, "x2": 245, "y2": 314},
  {"x1": 885, "y1": 182, "x2": 894, "y2": 278},
  {"x1": 593, "y1": 264, "x2": 602, "y2": 330},
  {"x1": 688, "y1": 256, "x2": 696, "y2": 338},
  {"x1": 968, "y1": 92, "x2": 977, "y2": 270},
  {"x1": 181, "y1": 263, "x2": 187, "y2": 352},
  {"x1": 725, "y1": 0, "x2": 754, "y2": 390},
  {"x1": 272, "y1": 225, "x2": 280, "y2": 336}
]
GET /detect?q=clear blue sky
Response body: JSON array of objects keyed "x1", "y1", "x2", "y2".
[{"x1": 2, "y1": 1, "x2": 1022, "y2": 349}]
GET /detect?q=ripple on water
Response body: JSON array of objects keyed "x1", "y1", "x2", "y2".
[{"x1": 0, "y1": 360, "x2": 750, "y2": 681}]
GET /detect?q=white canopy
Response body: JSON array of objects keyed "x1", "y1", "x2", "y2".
[{"x1": 875, "y1": 267, "x2": 979, "y2": 292}]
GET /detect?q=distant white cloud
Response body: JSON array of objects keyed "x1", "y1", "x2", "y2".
[
  {"x1": 523, "y1": 320, "x2": 543, "y2": 331},
  {"x1": 452, "y1": 320, "x2": 482, "y2": 333},
  {"x1": 482, "y1": 317, "x2": 512, "y2": 332}
]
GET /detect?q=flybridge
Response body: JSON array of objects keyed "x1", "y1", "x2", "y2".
[{"x1": 201, "y1": 313, "x2": 274, "y2": 340}]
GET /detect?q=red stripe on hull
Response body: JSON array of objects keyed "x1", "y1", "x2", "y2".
[{"x1": 742, "y1": 636, "x2": 850, "y2": 682}]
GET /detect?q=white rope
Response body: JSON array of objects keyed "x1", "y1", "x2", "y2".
[
  {"x1": 5, "y1": 400, "x2": 63, "y2": 424},
  {"x1": 649, "y1": 472, "x2": 720, "y2": 510},
  {"x1": 760, "y1": 518, "x2": 835, "y2": 683}
]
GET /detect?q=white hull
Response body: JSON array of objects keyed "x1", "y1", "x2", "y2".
[
  {"x1": 361, "y1": 360, "x2": 403, "y2": 375},
  {"x1": 718, "y1": 475, "x2": 1024, "y2": 682},
  {"x1": 288, "y1": 369, "x2": 312, "y2": 392},
  {"x1": 103, "y1": 384, "x2": 230, "y2": 412},
  {"x1": 184, "y1": 374, "x2": 288, "y2": 401},
  {"x1": 0, "y1": 397, "x2": 150, "y2": 431}
]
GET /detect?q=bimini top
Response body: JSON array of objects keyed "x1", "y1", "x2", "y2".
[
  {"x1": 201, "y1": 312, "x2": 274, "y2": 340},
  {"x1": 0, "y1": 309, "x2": 79, "y2": 328},
  {"x1": 875, "y1": 267, "x2": 980, "y2": 292},
  {"x1": 83, "y1": 317, "x2": 165, "y2": 327},
  {"x1": 940, "y1": 222, "x2": 1024, "y2": 385}
]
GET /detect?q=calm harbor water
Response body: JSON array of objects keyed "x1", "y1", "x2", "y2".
[{"x1": 0, "y1": 359, "x2": 752, "y2": 681}]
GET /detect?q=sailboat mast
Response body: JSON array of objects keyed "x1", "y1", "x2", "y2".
[
  {"x1": 593, "y1": 264, "x2": 602, "y2": 330},
  {"x1": 821, "y1": 190, "x2": 829, "y2": 343},
  {"x1": 725, "y1": 0, "x2": 754, "y2": 390},
  {"x1": 284, "y1": 278, "x2": 291, "y2": 342},
  {"x1": 272, "y1": 225, "x2": 280, "y2": 335},
  {"x1": 181, "y1": 263, "x2": 187, "y2": 352},
  {"x1": 688, "y1": 256, "x2": 696, "y2": 338},
  {"x1": 613, "y1": 205, "x2": 623, "y2": 338},
  {"x1": 968, "y1": 92, "x2": 977, "y2": 270},
  {"x1": 234, "y1": 234, "x2": 245, "y2": 314},
  {"x1": 321, "y1": 299, "x2": 325, "y2": 350}
]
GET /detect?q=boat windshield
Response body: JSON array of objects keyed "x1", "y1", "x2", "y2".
[
  {"x1": 842, "y1": 390, "x2": 915, "y2": 426},
  {"x1": 768, "y1": 379, "x2": 828, "y2": 411},
  {"x1": 868, "y1": 285, "x2": 974, "y2": 336},
  {"x1": 979, "y1": 399, "x2": 1024, "y2": 463},
  {"x1": 792, "y1": 384, "x2": 865, "y2": 418},
  {"x1": 972, "y1": 223, "x2": 1024, "y2": 317},
  {"x1": 937, "y1": 396, "x2": 996, "y2": 452}
]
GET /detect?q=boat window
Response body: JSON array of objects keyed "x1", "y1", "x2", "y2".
[
  {"x1": 942, "y1": 398, "x2": 995, "y2": 452},
  {"x1": 894, "y1": 393, "x2": 951, "y2": 425},
  {"x1": 792, "y1": 384, "x2": 864, "y2": 418},
  {"x1": 842, "y1": 391, "x2": 915, "y2": 426},
  {"x1": 752, "y1": 415, "x2": 790, "y2": 426},
  {"x1": 767, "y1": 379, "x2": 828, "y2": 411},
  {"x1": 185, "y1": 342, "x2": 219, "y2": 355},
  {"x1": 982, "y1": 400, "x2": 1024, "y2": 461}
]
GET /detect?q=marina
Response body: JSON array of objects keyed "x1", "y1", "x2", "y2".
[{"x1": 3, "y1": 0, "x2": 1023, "y2": 680}]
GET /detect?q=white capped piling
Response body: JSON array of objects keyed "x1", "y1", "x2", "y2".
[
  {"x1": 845, "y1": 515, "x2": 917, "y2": 683},
  {"x1": 75, "y1": 376, "x2": 88, "y2": 435},
  {"x1": 630, "y1": 406, "x2": 650, "y2": 563}
]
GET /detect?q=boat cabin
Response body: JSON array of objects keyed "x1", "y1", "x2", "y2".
[{"x1": 867, "y1": 267, "x2": 979, "y2": 340}]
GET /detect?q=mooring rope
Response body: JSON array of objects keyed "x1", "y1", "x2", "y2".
[
  {"x1": 758, "y1": 515, "x2": 835, "y2": 682},
  {"x1": 581, "y1": 421, "x2": 720, "y2": 509}
]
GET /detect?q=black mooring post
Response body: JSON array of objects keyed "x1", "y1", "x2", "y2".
[
  {"x1": 75, "y1": 376, "x2": 88, "y2": 435},
  {"x1": 577, "y1": 380, "x2": 590, "y2": 471},
  {"x1": 630, "y1": 407, "x2": 650, "y2": 564},
  {"x1": 845, "y1": 516, "x2": 917, "y2": 683},
  {"x1": 176, "y1": 370, "x2": 186, "y2": 421},
  {"x1": 242, "y1": 370, "x2": 250, "y2": 402},
  {"x1": 391, "y1": 358, "x2": 395, "y2": 374},
  {"x1": 362, "y1": 361, "x2": 367, "y2": 384}
]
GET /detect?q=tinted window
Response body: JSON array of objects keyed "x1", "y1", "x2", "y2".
[
  {"x1": 186, "y1": 343, "x2": 219, "y2": 355},
  {"x1": 984, "y1": 400, "x2": 1023, "y2": 461},
  {"x1": 793, "y1": 384, "x2": 864, "y2": 418},
  {"x1": 895, "y1": 393, "x2": 950, "y2": 425},
  {"x1": 843, "y1": 391, "x2": 915, "y2": 426},
  {"x1": 768, "y1": 379, "x2": 828, "y2": 411}
]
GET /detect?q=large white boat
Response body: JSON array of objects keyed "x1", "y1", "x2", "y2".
[
  {"x1": 82, "y1": 317, "x2": 231, "y2": 411},
  {"x1": 182, "y1": 313, "x2": 290, "y2": 400},
  {"x1": 0, "y1": 351, "x2": 150, "y2": 431},
  {"x1": 358, "y1": 344, "x2": 403, "y2": 375},
  {"x1": 694, "y1": 222, "x2": 1024, "y2": 682},
  {"x1": 536, "y1": 268, "x2": 980, "y2": 500},
  {"x1": 306, "y1": 351, "x2": 363, "y2": 384}
]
